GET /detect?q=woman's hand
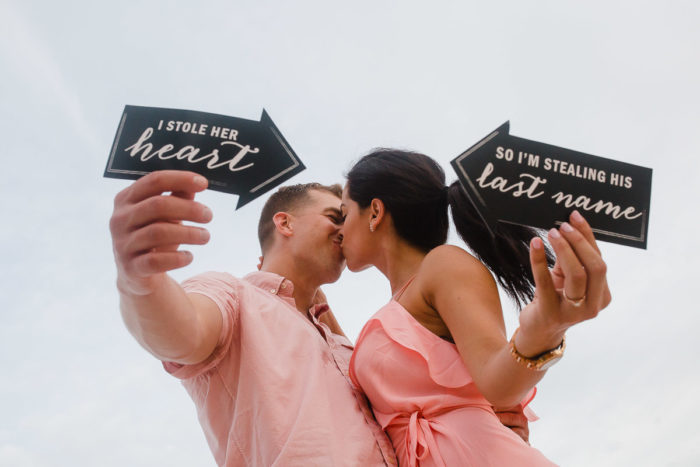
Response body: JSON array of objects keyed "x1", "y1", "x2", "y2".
[
  {"x1": 312, "y1": 287, "x2": 329, "y2": 306},
  {"x1": 515, "y1": 210, "x2": 612, "y2": 356}
]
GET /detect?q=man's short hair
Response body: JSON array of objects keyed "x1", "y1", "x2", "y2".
[{"x1": 258, "y1": 183, "x2": 342, "y2": 253}]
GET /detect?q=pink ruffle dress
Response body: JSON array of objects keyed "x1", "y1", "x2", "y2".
[{"x1": 349, "y1": 299, "x2": 557, "y2": 466}]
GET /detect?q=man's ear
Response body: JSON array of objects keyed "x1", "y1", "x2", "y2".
[
  {"x1": 272, "y1": 212, "x2": 294, "y2": 238},
  {"x1": 369, "y1": 198, "x2": 386, "y2": 230}
]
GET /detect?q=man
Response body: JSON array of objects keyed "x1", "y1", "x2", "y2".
[{"x1": 109, "y1": 170, "x2": 529, "y2": 466}]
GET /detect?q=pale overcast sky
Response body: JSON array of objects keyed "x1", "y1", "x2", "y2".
[{"x1": 1, "y1": 1, "x2": 699, "y2": 466}]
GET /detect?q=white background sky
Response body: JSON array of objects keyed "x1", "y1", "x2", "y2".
[{"x1": 1, "y1": 1, "x2": 699, "y2": 466}]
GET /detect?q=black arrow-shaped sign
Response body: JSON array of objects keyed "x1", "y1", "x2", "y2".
[
  {"x1": 450, "y1": 122, "x2": 652, "y2": 249},
  {"x1": 104, "y1": 105, "x2": 305, "y2": 209}
]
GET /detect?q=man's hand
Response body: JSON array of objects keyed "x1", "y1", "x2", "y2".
[
  {"x1": 109, "y1": 171, "x2": 222, "y2": 364},
  {"x1": 494, "y1": 406, "x2": 530, "y2": 444},
  {"x1": 110, "y1": 170, "x2": 213, "y2": 295}
]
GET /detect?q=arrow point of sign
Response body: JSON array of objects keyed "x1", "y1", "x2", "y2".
[
  {"x1": 260, "y1": 108, "x2": 274, "y2": 126},
  {"x1": 450, "y1": 122, "x2": 516, "y2": 240},
  {"x1": 497, "y1": 120, "x2": 510, "y2": 136},
  {"x1": 259, "y1": 108, "x2": 290, "y2": 152},
  {"x1": 235, "y1": 191, "x2": 257, "y2": 210}
]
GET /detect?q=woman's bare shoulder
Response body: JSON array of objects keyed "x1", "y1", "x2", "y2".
[
  {"x1": 423, "y1": 244, "x2": 488, "y2": 273},
  {"x1": 418, "y1": 245, "x2": 497, "y2": 295}
]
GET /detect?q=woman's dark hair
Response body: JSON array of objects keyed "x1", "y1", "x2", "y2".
[{"x1": 346, "y1": 148, "x2": 554, "y2": 308}]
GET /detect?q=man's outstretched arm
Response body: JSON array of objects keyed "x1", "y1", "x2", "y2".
[{"x1": 110, "y1": 170, "x2": 221, "y2": 364}]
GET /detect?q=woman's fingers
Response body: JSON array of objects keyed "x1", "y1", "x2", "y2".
[
  {"x1": 547, "y1": 212, "x2": 610, "y2": 322},
  {"x1": 550, "y1": 261, "x2": 565, "y2": 291},
  {"x1": 569, "y1": 211, "x2": 611, "y2": 308},
  {"x1": 557, "y1": 221, "x2": 610, "y2": 315},
  {"x1": 548, "y1": 211, "x2": 610, "y2": 307},
  {"x1": 569, "y1": 210, "x2": 601, "y2": 254},
  {"x1": 529, "y1": 237, "x2": 558, "y2": 307},
  {"x1": 547, "y1": 226, "x2": 588, "y2": 304}
]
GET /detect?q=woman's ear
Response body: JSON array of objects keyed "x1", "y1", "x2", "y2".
[
  {"x1": 369, "y1": 198, "x2": 386, "y2": 230},
  {"x1": 272, "y1": 212, "x2": 294, "y2": 238}
]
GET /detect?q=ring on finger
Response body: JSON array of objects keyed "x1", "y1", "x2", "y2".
[{"x1": 563, "y1": 289, "x2": 586, "y2": 307}]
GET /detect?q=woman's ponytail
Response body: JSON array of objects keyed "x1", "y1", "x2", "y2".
[{"x1": 446, "y1": 181, "x2": 554, "y2": 308}]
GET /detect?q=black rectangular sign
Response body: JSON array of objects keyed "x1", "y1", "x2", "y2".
[
  {"x1": 451, "y1": 122, "x2": 652, "y2": 249},
  {"x1": 104, "y1": 105, "x2": 305, "y2": 209}
]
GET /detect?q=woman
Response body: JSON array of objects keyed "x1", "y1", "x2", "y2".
[{"x1": 340, "y1": 149, "x2": 610, "y2": 466}]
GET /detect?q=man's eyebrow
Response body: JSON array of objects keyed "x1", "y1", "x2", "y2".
[{"x1": 322, "y1": 207, "x2": 344, "y2": 216}]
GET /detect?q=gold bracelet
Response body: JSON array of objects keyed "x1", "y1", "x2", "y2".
[{"x1": 509, "y1": 327, "x2": 565, "y2": 371}]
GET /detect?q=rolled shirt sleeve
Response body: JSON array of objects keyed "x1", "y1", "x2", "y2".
[{"x1": 162, "y1": 272, "x2": 240, "y2": 380}]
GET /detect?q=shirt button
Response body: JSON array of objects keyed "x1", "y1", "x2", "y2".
[{"x1": 269, "y1": 289, "x2": 276, "y2": 294}]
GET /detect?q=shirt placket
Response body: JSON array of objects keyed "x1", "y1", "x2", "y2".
[{"x1": 309, "y1": 312, "x2": 398, "y2": 466}]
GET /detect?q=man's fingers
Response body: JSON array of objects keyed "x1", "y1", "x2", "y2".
[
  {"x1": 494, "y1": 408, "x2": 530, "y2": 444},
  {"x1": 126, "y1": 223, "x2": 210, "y2": 253},
  {"x1": 126, "y1": 171, "x2": 208, "y2": 203},
  {"x1": 131, "y1": 250, "x2": 194, "y2": 276},
  {"x1": 128, "y1": 195, "x2": 213, "y2": 229},
  {"x1": 509, "y1": 426, "x2": 529, "y2": 444},
  {"x1": 110, "y1": 171, "x2": 210, "y2": 293},
  {"x1": 171, "y1": 190, "x2": 197, "y2": 201},
  {"x1": 494, "y1": 410, "x2": 525, "y2": 427}
]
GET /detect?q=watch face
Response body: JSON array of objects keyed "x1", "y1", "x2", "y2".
[{"x1": 539, "y1": 355, "x2": 563, "y2": 370}]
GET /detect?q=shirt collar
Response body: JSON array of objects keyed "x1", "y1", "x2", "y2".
[
  {"x1": 243, "y1": 271, "x2": 328, "y2": 317},
  {"x1": 244, "y1": 270, "x2": 294, "y2": 296}
]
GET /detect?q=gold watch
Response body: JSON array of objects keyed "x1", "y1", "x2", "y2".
[{"x1": 509, "y1": 327, "x2": 565, "y2": 371}]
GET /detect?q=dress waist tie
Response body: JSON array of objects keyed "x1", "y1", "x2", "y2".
[
  {"x1": 385, "y1": 404, "x2": 493, "y2": 467},
  {"x1": 404, "y1": 410, "x2": 450, "y2": 467}
]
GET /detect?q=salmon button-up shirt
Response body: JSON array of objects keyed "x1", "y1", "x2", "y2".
[{"x1": 163, "y1": 271, "x2": 397, "y2": 466}]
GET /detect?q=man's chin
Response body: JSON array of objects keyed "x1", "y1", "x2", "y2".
[{"x1": 321, "y1": 262, "x2": 346, "y2": 285}]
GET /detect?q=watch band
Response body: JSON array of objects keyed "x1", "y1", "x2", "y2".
[{"x1": 509, "y1": 327, "x2": 566, "y2": 371}]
